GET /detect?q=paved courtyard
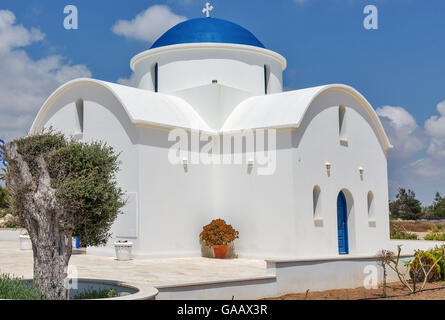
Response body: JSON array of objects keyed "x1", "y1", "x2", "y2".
[{"x1": 0, "y1": 241, "x2": 268, "y2": 287}]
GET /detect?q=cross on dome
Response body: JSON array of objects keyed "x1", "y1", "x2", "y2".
[{"x1": 202, "y1": 2, "x2": 213, "y2": 18}]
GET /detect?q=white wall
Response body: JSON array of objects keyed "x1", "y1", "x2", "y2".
[
  {"x1": 34, "y1": 83, "x2": 390, "y2": 260},
  {"x1": 169, "y1": 84, "x2": 255, "y2": 131},
  {"x1": 131, "y1": 44, "x2": 285, "y2": 96},
  {"x1": 215, "y1": 90, "x2": 390, "y2": 259},
  {"x1": 135, "y1": 127, "x2": 214, "y2": 257},
  {"x1": 33, "y1": 84, "x2": 141, "y2": 254},
  {"x1": 213, "y1": 130, "x2": 298, "y2": 259},
  {"x1": 292, "y1": 91, "x2": 390, "y2": 257}
]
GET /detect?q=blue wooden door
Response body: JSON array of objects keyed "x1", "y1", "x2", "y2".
[{"x1": 337, "y1": 191, "x2": 349, "y2": 254}]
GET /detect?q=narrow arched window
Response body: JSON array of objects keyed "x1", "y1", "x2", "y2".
[
  {"x1": 339, "y1": 105, "x2": 346, "y2": 137},
  {"x1": 75, "y1": 98, "x2": 84, "y2": 134},
  {"x1": 264, "y1": 64, "x2": 271, "y2": 95},
  {"x1": 367, "y1": 191, "x2": 375, "y2": 220},
  {"x1": 313, "y1": 185, "x2": 322, "y2": 219},
  {"x1": 151, "y1": 63, "x2": 158, "y2": 92}
]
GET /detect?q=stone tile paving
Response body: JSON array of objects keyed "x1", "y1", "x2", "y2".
[{"x1": 0, "y1": 241, "x2": 267, "y2": 286}]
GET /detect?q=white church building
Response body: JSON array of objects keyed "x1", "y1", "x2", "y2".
[{"x1": 30, "y1": 14, "x2": 393, "y2": 260}]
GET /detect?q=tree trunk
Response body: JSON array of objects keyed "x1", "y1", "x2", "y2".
[
  {"x1": 382, "y1": 265, "x2": 387, "y2": 298},
  {"x1": 31, "y1": 222, "x2": 73, "y2": 300},
  {"x1": 4, "y1": 142, "x2": 74, "y2": 300}
]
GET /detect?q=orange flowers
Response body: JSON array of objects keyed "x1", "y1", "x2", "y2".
[{"x1": 200, "y1": 219, "x2": 239, "y2": 246}]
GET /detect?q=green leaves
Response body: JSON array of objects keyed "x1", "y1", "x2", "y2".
[
  {"x1": 50, "y1": 140, "x2": 125, "y2": 247},
  {"x1": 0, "y1": 186, "x2": 9, "y2": 209},
  {"x1": 0, "y1": 274, "x2": 45, "y2": 300},
  {"x1": 390, "y1": 225, "x2": 418, "y2": 240},
  {"x1": 389, "y1": 188, "x2": 423, "y2": 220},
  {"x1": 6, "y1": 131, "x2": 125, "y2": 247},
  {"x1": 72, "y1": 287, "x2": 118, "y2": 300},
  {"x1": 431, "y1": 192, "x2": 445, "y2": 218}
]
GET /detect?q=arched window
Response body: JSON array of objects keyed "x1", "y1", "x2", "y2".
[
  {"x1": 313, "y1": 185, "x2": 322, "y2": 219},
  {"x1": 75, "y1": 98, "x2": 84, "y2": 134},
  {"x1": 264, "y1": 64, "x2": 271, "y2": 95},
  {"x1": 338, "y1": 105, "x2": 346, "y2": 138},
  {"x1": 151, "y1": 63, "x2": 158, "y2": 92},
  {"x1": 367, "y1": 191, "x2": 375, "y2": 221}
]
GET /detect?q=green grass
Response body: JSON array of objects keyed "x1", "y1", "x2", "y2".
[
  {"x1": 73, "y1": 287, "x2": 118, "y2": 300},
  {"x1": 0, "y1": 274, "x2": 44, "y2": 300}
]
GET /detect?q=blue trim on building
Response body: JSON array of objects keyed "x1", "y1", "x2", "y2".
[{"x1": 337, "y1": 191, "x2": 349, "y2": 255}]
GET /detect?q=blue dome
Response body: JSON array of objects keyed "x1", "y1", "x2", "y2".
[{"x1": 151, "y1": 18, "x2": 265, "y2": 49}]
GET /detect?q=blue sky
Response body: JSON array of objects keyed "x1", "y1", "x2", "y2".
[{"x1": 0, "y1": 0, "x2": 444, "y2": 204}]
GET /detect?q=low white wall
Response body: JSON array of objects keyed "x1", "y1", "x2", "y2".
[
  {"x1": 154, "y1": 254, "x2": 416, "y2": 300},
  {"x1": 388, "y1": 240, "x2": 445, "y2": 254},
  {"x1": 266, "y1": 255, "x2": 413, "y2": 297},
  {"x1": 0, "y1": 229, "x2": 24, "y2": 241},
  {"x1": 156, "y1": 276, "x2": 277, "y2": 300}
]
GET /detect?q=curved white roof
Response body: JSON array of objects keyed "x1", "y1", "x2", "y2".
[
  {"x1": 31, "y1": 80, "x2": 391, "y2": 151},
  {"x1": 222, "y1": 84, "x2": 393, "y2": 151},
  {"x1": 30, "y1": 78, "x2": 213, "y2": 134}
]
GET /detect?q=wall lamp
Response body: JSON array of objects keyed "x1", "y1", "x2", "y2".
[{"x1": 325, "y1": 162, "x2": 332, "y2": 171}]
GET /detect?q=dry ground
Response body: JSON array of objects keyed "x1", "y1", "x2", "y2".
[
  {"x1": 267, "y1": 281, "x2": 445, "y2": 300},
  {"x1": 391, "y1": 220, "x2": 445, "y2": 240}
]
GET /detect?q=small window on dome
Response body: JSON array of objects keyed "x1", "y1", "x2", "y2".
[
  {"x1": 339, "y1": 105, "x2": 347, "y2": 143},
  {"x1": 75, "y1": 98, "x2": 84, "y2": 134},
  {"x1": 264, "y1": 64, "x2": 271, "y2": 95},
  {"x1": 151, "y1": 63, "x2": 158, "y2": 92}
]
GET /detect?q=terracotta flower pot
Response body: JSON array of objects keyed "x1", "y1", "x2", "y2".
[{"x1": 213, "y1": 245, "x2": 228, "y2": 259}]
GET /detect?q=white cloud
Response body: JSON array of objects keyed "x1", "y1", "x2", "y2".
[
  {"x1": 376, "y1": 106, "x2": 425, "y2": 160},
  {"x1": 425, "y1": 100, "x2": 445, "y2": 138},
  {"x1": 112, "y1": 5, "x2": 186, "y2": 43},
  {"x1": 407, "y1": 158, "x2": 445, "y2": 180},
  {"x1": 425, "y1": 100, "x2": 445, "y2": 159},
  {"x1": 117, "y1": 75, "x2": 138, "y2": 87},
  {"x1": 166, "y1": 0, "x2": 194, "y2": 5},
  {"x1": 0, "y1": 10, "x2": 91, "y2": 142},
  {"x1": 0, "y1": 10, "x2": 44, "y2": 54},
  {"x1": 377, "y1": 103, "x2": 445, "y2": 203}
]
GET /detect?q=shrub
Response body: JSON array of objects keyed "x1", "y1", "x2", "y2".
[
  {"x1": 73, "y1": 288, "x2": 118, "y2": 300},
  {"x1": 2, "y1": 219, "x2": 20, "y2": 229},
  {"x1": 428, "y1": 246, "x2": 445, "y2": 280},
  {"x1": 200, "y1": 219, "x2": 239, "y2": 246},
  {"x1": 0, "y1": 212, "x2": 20, "y2": 229},
  {"x1": 409, "y1": 251, "x2": 441, "y2": 283},
  {"x1": 425, "y1": 232, "x2": 445, "y2": 241},
  {"x1": 390, "y1": 225, "x2": 418, "y2": 240},
  {"x1": 0, "y1": 186, "x2": 9, "y2": 209},
  {"x1": 0, "y1": 274, "x2": 44, "y2": 300}
]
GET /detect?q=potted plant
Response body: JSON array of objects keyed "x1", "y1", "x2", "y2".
[
  {"x1": 19, "y1": 230, "x2": 32, "y2": 250},
  {"x1": 200, "y1": 219, "x2": 239, "y2": 259},
  {"x1": 114, "y1": 240, "x2": 133, "y2": 261}
]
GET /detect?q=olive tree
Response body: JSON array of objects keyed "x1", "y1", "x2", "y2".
[{"x1": 1, "y1": 132, "x2": 125, "y2": 300}]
